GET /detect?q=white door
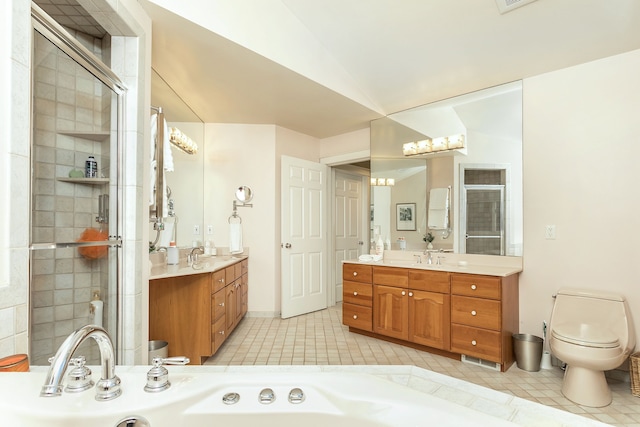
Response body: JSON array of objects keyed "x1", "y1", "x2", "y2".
[
  {"x1": 333, "y1": 171, "x2": 364, "y2": 303},
  {"x1": 281, "y1": 155, "x2": 328, "y2": 319}
]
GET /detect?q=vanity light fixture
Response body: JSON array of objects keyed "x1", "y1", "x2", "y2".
[
  {"x1": 402, "y1": 134, "x2": 465, "y2": 157},
  {"x1": 169, "y1": 127, "x2": 198, "y2": 155},
  {"x1": 370, "y1": 178, "x2": 395, "y2": 186}
]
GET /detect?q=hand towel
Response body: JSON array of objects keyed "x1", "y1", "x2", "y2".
[{"x1": 229, "y1": 222, "x2": 243, "y2": 254}]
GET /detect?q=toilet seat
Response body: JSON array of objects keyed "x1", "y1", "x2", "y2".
[{"x1": 552, "y1": 323, "x2": 619, "y2": 348}]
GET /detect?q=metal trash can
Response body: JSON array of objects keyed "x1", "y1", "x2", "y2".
[
  {"x1": 512, "y1": 334, "x2": 543, "y2": 372},
  {"x1": 148, "y1": 340, "x2": 168, "y2": 361}
]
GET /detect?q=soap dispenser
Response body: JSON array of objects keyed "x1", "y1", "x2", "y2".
[
  {"x1": 167, "y1": 241, "x2": 179, "y2": 265},
  {"x1": 375, "y1": 235, "x2": 384, "y2": 255}
]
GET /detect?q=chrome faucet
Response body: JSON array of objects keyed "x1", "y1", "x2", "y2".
[
  {"x1": 188, "y1": 246, "x2": 205, "y2": 265},
  {"x1": 41, "y1": 325, "x2": 121, "y2": 401},
  {"x1": 413, "y1": 254, "x2": 422, "y2": 264},
  {"x1": 424, "y1": 250, "x2": 433, "y2": 264}
]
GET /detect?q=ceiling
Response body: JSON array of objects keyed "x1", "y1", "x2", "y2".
[{"x1": 35, "y1": 0, "x2": 640, "y2": 139}]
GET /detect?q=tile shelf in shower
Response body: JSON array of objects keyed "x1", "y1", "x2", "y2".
[
  {"x1": 56, "y1": 177, "x2": 110, "y2": 184},
  {"x1": 57, "y1": 130, "x2": 110, "y2": 141}
]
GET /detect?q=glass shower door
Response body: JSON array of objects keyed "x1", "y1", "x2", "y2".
[
  {"x1": 462, "y1": 185, "x2": 505, "y2": 256},
  {"x1": 29, "y1": 25, "x2": 122, "y2": 365}
]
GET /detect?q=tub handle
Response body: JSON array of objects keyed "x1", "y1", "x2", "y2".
[
  {"x1": 289, "y1": 387, "x2": 305, "y2": 404},
  {"x1": 259, "y1": 388, "x2": 276, "y2": 404}
]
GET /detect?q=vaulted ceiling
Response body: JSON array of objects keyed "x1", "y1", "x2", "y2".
[{"x1": 35, "y1": 0, "x2": 640, "y2": 138}]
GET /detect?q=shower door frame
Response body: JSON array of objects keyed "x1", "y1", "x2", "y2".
[
  {"x1": 30, "y1": 5, "x2": 127, "y2": 362},
  {"x1": 460, "y1": 184, "x2": 506, "y2": 256}
]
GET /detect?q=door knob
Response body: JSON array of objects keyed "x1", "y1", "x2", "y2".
[{"x1": 282, "y1": 243, "x2": 292, "y2": 249}]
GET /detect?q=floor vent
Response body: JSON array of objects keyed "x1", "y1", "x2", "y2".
[
  {"x1": 461, "y1": 355, "x2": 501, "y2": 371},
  {"x1": 495, "y1": 0, "x2": 537, "y2": 14}
]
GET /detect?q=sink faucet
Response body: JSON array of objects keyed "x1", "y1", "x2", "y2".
[
  {"x1": 423, "y1": 250, "x2": 433, "y2": 264},
  {"x1": 41, "y1": 325, "x2": 121, "y2": 401},
  {"x1": 413, "y1": 254, "x2": 422, "y2": 264},
  {"x1": 189, "y1": 246, "x2": 205, "y2": 265}
]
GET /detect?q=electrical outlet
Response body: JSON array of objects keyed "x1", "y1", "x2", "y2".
[
  {"x1": 207, "y1": 225, "x2": 213, "y2": 235},
  {"x1": 545, "y1": 225, "x2": 556, "y2": 240},
  {"x1": 193, "y1": 225, "x2": 200, "y2": 235}
]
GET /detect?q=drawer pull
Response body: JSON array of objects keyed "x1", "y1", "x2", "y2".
[
  {"x1": 219, "y1": 302, "x2": 225, "y2": 307},
  {"x1": 471, "y1": 284, "x2": 477, "y2": 290},
  {"x1": 409, "y1": 292, "x2": 413, "y2": 297},
  {"x1": 219, "y1": 331, "x2": 225, "y2": 335},
  {"x1": 401, "y1": 291, "x2": 406, "y2": 296},
  {"x1": 471, "y1": 310, "x2": 477, "y2": 316},
  {"x1": 471, "y1": 340, "x2": 477, "y2": 346},
  {"x1": 353, "y1": 291, "x2": 358, "y2": 296},
  {"x1": 353, "y1": 272, "x2": 358, "y2": 276},
  {"x1": 353, "y1": 315, "x2": 358, "y2": 320}
]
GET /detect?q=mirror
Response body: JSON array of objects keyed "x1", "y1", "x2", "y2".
[
  {"x1": 235, "y1": 186, "x2": 254, "y2": 204},
  {"x1": 370, "y1": 81, "x2": 523, "y2": 256},
  {"x1": 150, "y1": 68, "x2": 205, "y2": 248}
]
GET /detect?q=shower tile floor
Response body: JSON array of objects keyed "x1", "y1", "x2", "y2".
[{"x1": 205, "y1": 303, "x2": 640, "y2": 427}]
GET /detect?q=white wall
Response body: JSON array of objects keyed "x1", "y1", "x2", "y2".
[{"x1": 520, "y1": 48, "x2": 640, "y2": 346}]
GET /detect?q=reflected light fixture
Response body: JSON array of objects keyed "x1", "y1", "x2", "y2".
[
  {"x1": 402, "y1": 134, "x2": 465, "y2": 157},
  {"x1": 370, "y1": 178, "x2": 395, "y2": 186},
  {"x1": 169, "y1": 127, "x2": 198, "y2": 155}
]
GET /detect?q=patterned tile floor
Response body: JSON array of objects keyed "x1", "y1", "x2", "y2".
[{"x1": 205, "y1": 303, "x2": 640, "y2": 426}]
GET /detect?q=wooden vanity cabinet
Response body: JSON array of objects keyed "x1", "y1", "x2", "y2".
[
  {"x1": 150, "y1": 258, "x2": 248, "y2": 365},
  {"x1": 343, "y1": 261, "x2": 519, "y2": 372},
  {"x1": 342, "y1": 264, "x2": 373, "y2": 331}
]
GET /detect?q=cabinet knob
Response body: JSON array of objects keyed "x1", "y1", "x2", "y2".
[
  {"x1": 409, "y1": 292, "x2": 413, "y2": 297},
  {"x1": 219, "y1": 278, "x2": 225, "y2": 283},
  {"x1": 471, "y1": 310, "x2": 477, "y2": 316},
  {"x1": 219, "y1": 302, "x2": 225, "y2": 307},
  {"x1": 401, "y1": 291, "x2": 406, "y2": 296},
  {"x1": 353, "y1": 272, "x2": 358, "y2": 276},
  {"x1": 353, "y1": 315, "x2": 358, "y2": 320},
  {"x1": 471, "y1": 340, "x2": 477, "y2": 346},
  {"x1": 471, "y1": 284, "x2": 477, "y2": 290},
  {"x1": 353, "y1": 291, "x2": 358, "y2": 296},
  {"x1": 219, "y1": 331, "x2": 225, "y2": 335}
]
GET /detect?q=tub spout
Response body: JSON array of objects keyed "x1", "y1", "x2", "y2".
[{"x1": 40, "y1": 325, "x2": 121, "y2": 401}]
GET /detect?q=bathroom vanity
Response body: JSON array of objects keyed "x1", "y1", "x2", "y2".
[
  {"x1": 343, "y1": 255, "x2": 520, "y2": 372},
  {"x1": 149, "y1": 256, "x2": 248, "y2": 364}
]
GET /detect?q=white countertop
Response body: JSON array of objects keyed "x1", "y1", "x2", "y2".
[
  {"x1": 344, "y1": 250, "x2": 522, "y2": 277},
  {"x1": 150, "y1": 255, "x2": 247, "y2": 280}
]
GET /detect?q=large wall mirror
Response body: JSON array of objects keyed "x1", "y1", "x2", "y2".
[
  {"x1": 150, "y1": 69, "x2": 204, "y2": 248},
  {"x1": 370, "y1": 81, "x2": 523, "y2": 256}
]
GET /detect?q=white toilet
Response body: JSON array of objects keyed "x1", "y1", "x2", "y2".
[{"x1": 549, "y1": 288, "x2": 635, "y2": 407}]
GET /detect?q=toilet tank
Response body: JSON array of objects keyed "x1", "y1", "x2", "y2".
[{"x1": 551, "y1": 288, "x2": 635, "y2": 350}]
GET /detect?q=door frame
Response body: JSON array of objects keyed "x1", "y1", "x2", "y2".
[{"x1": 321, "y1": 150, "x2": 370, "y2": 306}]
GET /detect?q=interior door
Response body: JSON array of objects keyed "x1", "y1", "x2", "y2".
[
  {"x1": 281, "y1": 155, "x2": 328, "y2": 319},
  {"x1": 333, "y1": 170, "x2": 364, "y2": 303}
]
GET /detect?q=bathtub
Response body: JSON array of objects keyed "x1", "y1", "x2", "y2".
[{"x1": 0, "y1": 366, "x2": 610, "y2": 427}]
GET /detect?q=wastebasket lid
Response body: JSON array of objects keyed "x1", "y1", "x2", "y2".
[{"x1": 552, "y1": 323, "x2": 619, "y2": 348}]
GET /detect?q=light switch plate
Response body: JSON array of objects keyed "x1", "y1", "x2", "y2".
[{"x1": 545, "y1": 225, "x2": 556, "y2": 239}]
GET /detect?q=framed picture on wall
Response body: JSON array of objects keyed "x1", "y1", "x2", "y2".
[{"x1": 396, "y1": 203, "x2": 416, "y2": 231}]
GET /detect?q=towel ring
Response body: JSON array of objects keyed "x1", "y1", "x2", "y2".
[{"x1": 228, "y1": 214, "x2": 242, "y2": 224}]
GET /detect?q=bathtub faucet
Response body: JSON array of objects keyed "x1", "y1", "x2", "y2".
[{"x1": 40, "y1": 325, "x2": 121, "y2": 401}]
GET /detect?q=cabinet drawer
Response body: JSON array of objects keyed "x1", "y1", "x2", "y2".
[
  {"x1": 212, "y1": 288, "x2": 226, "y2": 322},
  {"x1": 373, "y1": 266, "x2": 408, "y2": 288},
  {"x1": 226, "y1": 265, "x2": 238, "y2": 283},
  {"x1": 451, "y1": 274, "x2": 501, "y2": 300},
  {"x1": 212, "y1": 270, "x2": 226, "y2": 293},
  {"x1": 343, "y1": 281, "x2": 372, "y2": 306},
  {"x1": 343, "y1": 303, "x2": 372, "y2": 331},
  {"x1": 211, "y1": 315, "x2": 226, "y2": 354},
  {"x1": 450, "y1": 324, "x2": 501, "y2": 362},
  {"x1": 451, "y1": 295, "x2": 501, "y2": 331},
  {"x1": 409, "y1": 270, "x2": 450, "y2": 293},
  {"x1": 343, "y1": 263, "x2": 372, "y2": 284}
]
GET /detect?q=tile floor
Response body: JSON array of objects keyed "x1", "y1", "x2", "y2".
[{"x1": 205, "y1": 304, "x2": 640, "y2": 427}]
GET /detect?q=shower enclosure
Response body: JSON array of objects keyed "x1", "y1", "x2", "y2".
[{"x1": 29, "y1": 7, "x2": 125, "y2": 365}]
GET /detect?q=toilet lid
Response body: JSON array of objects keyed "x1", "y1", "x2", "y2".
[{"x1": 552, "y1": 323, "x2": 619, "y2": 348}]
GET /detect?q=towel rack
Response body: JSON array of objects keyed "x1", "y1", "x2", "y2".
[{"x1": 228, "y1": 199, "x2": 252, "y2": 223}]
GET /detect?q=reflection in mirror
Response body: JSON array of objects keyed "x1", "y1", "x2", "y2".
[
  {"x1": 370, "y1": 81, "x2": 522, "y2": 256},
  {"x1": 235, "y1": 186, "x2": 254, "y2": 204},
  {"x1": 150, "y1": 68, "x2": 204, "y2": 249}
]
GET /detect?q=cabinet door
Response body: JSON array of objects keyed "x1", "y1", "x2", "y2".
[
  {"x1": 373, "y1": 285, "x2": 408, "y2": 340},
  {"x1": 235, "y1": 282, "x2": 243, "y2": 324},
  {"x1": 409, "y1": 290, "x2": 450, "y2": 350}
]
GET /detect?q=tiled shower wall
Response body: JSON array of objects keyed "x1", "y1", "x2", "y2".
[
  {"x1": 464, "y1": 169, "x2": 505, "y2": 256},
  {"x1": 30, "y1": 28, "x2": 112, "y2": 365}
]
